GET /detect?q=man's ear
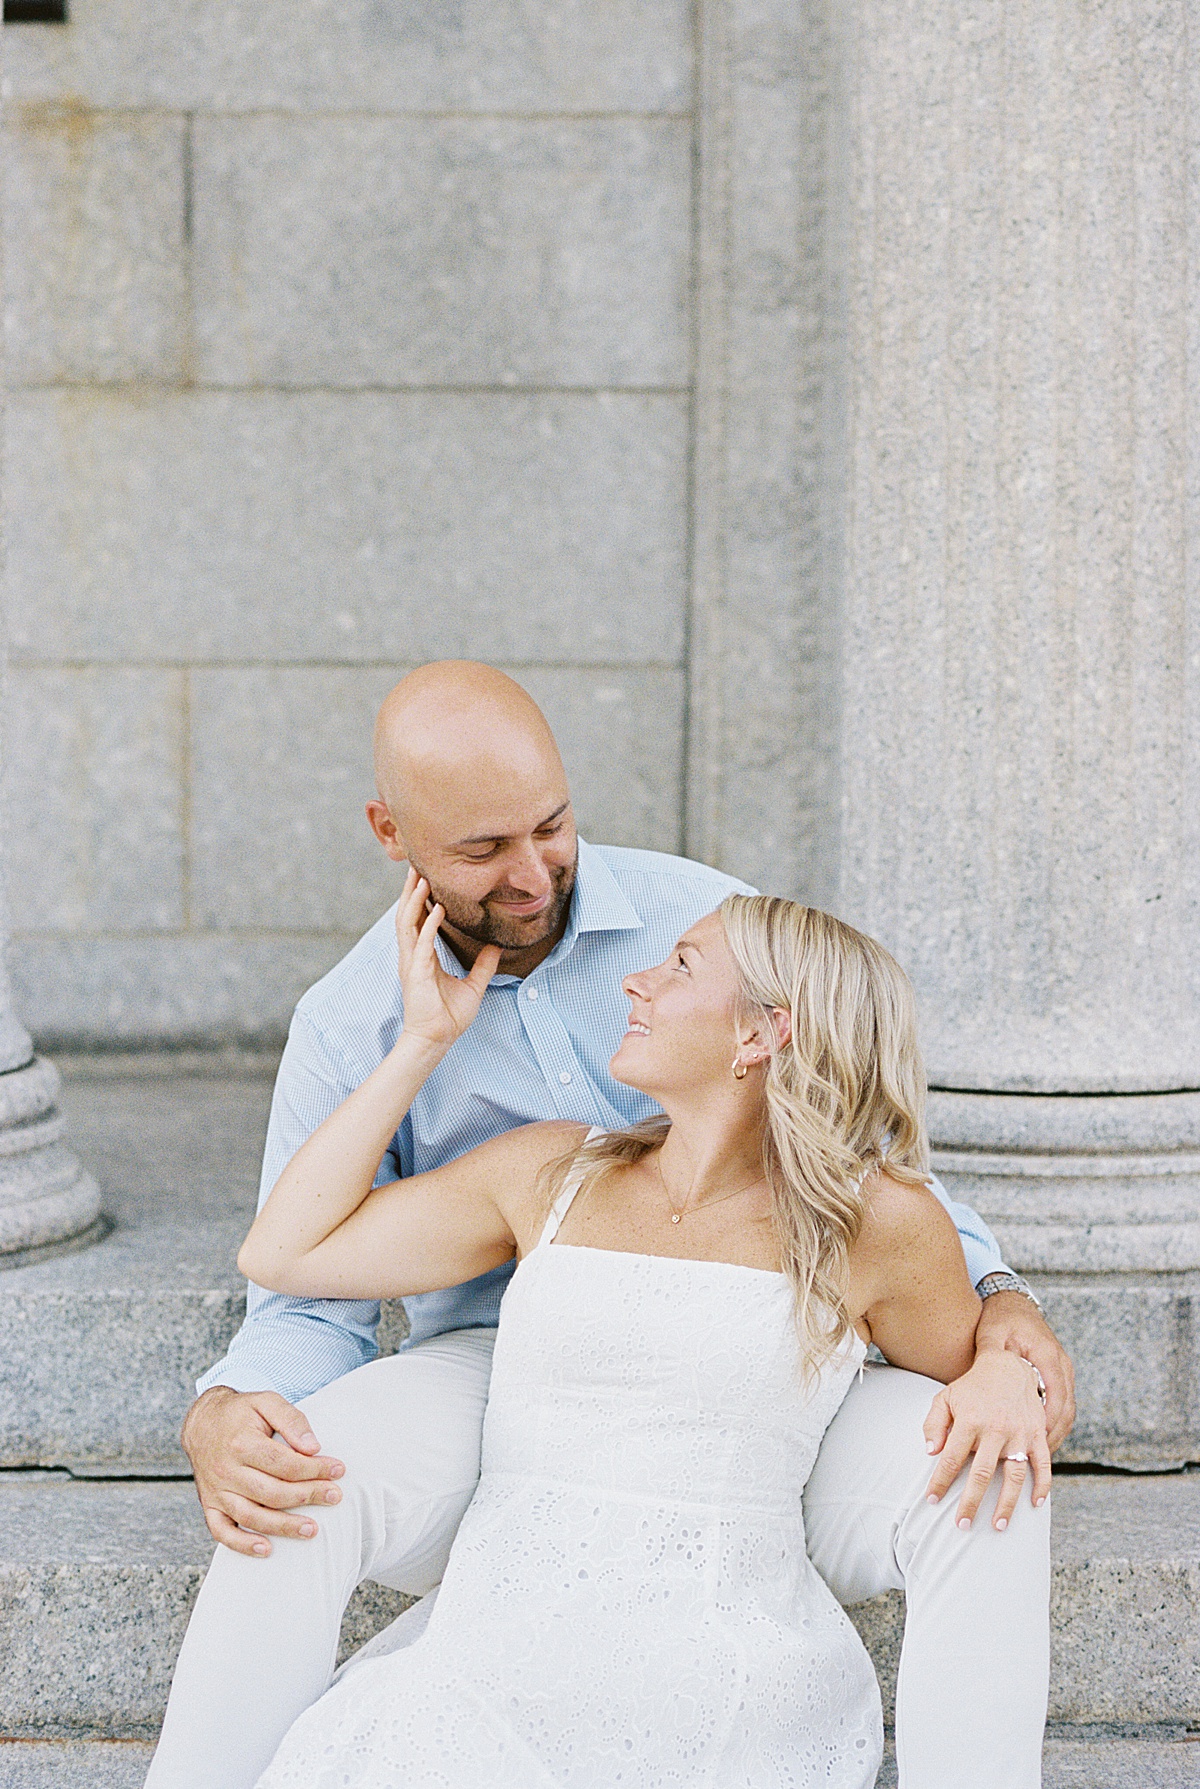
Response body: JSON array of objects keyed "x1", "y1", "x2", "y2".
[{"x1": 366, "y1": 799, "x2": 408, "y2": 863}]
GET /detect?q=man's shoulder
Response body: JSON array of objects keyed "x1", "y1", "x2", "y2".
[
  {"x1": 293, "y1": 905, "x2": 402, "y2": 1037},
  {"x1": 590, "y1": 843, "x2": 756, "y2": 906}
]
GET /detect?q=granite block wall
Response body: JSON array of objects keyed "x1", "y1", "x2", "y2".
[{"x1": 1, "y1": 0, "x2": 753, "y2": 1046}]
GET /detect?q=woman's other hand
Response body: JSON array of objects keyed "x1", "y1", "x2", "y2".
[
  {"x1": 396, "y1": 868, "x2": 501, "y2": 1051},
  {"x1": 922, "y1": 1348, "x2": 1052, "y2": 1531},
  {"x1": 974, "y1": 1288, "x2": 1076, "y2": 1450}
]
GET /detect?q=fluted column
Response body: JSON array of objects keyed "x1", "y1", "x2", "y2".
[
  {"x1": 835, "y1": 0, "x2": 1199, "y2": 1461},
  {"x1": 1, "y1": 137, "x2": 103, "y2": 1268},
  {"x1": 0, "y1": 964, "x2": 102, "y2": 1265}
]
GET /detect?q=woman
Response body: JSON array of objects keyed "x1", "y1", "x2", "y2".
[{"x1": 241, "y1": 872, "x2": 1048, "y2": 1788}]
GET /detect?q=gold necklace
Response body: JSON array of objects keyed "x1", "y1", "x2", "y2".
[{"x1": 653, "y1": 1154, "x2": 762, "y2": 1224}]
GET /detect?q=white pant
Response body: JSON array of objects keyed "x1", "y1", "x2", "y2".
[{"x1": 147, "y1": 1330, "x2": 1050, "y2": 1789}]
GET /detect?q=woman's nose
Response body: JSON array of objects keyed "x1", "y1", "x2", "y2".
[{"x1": 622, "y1": 970, "x2": 648, "y2": 1001}]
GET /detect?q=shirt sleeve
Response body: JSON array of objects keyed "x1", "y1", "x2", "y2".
[
  {"x1": 196, "y1": 1010, "x2": 402, "y2": 1403},
  {"x1": 925, "y1": 1173, "x2": 1011, "y2": 1288}
]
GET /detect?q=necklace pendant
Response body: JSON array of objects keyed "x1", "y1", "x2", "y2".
[{"x1": 670, "y1": 1212, "x2": 681, "y2": 1224}]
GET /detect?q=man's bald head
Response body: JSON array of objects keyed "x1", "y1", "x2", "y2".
[
  {"x1": 366, "y1": 662, "x2": 578, "y2": 971},
  {"x1": 373, "y1": 661, "x2": 565, "y2": 828}
]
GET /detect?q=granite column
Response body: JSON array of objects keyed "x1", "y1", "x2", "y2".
[{"x1": 835, "y1": 0, "x2": 1199, "y2": 1463}]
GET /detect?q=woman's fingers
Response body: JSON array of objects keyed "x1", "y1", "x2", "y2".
[
  {"x1": 924, "y1": 1416, "x2": 977, "y2": 1502},
  {"x1": 395, "y1": 870, "x2": 426, "y2": 965},
  {"x1": 954, "y1": 1433, "x2": 1004, "y2": 1527},
  {"x1": 466, "y1": 942, "x2": 502, "y2": 999},
  {"x1": 991, "y1": 1455, "x2": 1028, "y2": 1530},
  {"x1": 922, "y1": 1387, "x2": 953, "y2": 1460}
]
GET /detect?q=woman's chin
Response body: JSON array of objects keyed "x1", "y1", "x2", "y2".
[{"x1": 609, "y1": 1042, "x2": 650, "y2": 1091}]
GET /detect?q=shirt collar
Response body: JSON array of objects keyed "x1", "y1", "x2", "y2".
[{"x1": 432, "y1": 837, "x2": 642, "y2": 983}]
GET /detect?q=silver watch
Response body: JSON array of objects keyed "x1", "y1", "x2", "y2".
[{"x1": 975, "y1": 1270, "x2": 1042, "y2": 1311}]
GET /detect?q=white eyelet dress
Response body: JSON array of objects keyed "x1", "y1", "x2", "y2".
[{"x1": 256, "y1": 1159, "x2": 883, "y2": 1789}]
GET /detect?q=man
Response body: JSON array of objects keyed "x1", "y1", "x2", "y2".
[{"x1": 148, "y1": 661, "x2": 1070, "y2": 1788}]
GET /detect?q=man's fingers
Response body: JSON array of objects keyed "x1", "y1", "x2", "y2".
[
  {"x1": 231, "y1": 1464, "x2": 344, "y2": 1513},
  {"x1": 1030, "y1": 1432, "x2": 1053, "y2": 1508},
  {"x1": 218, "y1": 1491, "x2": 325, "y2": 1542},
  {"x1": 203, "y1": 1505, "x2": 273, "y2": 1558},
  {"x1": 1045, "y1": 1371, "x2": 1076, "y2": 1451},
  {"x1": 250, "y1": 1392, "x2": 322, "y2": 1456},
  {"x1": 991, "y1": 1457, "x2": 1028, "y2": 1530},
  {"x1": 239, "y1": 1431, "x2": 343, "y2": 1483},
  {"x1": 955, "y1": 1437, "x2": 1003, "y2": 1527}
]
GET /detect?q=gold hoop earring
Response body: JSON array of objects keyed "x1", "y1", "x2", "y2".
[{"x1": 732, "y1": 1058, "x2": 748, "y2": 1080}]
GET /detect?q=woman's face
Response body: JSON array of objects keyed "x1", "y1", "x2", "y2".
[{"x1": 609, "y1": 909, "x2": 744, "y2": 1098}]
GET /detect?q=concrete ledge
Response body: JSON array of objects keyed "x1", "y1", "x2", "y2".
[
  {"x1": 0, "y1": 1478, "x2": 411, "y2": 1739},
  {"x1": 0, "y1": 1472, "x2": 1195, "y2": 1740},
  {"x1": 2, "y1": 1736, "x2": 1199, "y2": 1789}
]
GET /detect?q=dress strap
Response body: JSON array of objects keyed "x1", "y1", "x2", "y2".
[{"x1": 534, "y1": 1127, "x2": 604, "y2": 1250}]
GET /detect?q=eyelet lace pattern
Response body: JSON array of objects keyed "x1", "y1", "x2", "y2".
[{"x1": 257, "y1": 1237, "x2": 882, "y2": 1788}]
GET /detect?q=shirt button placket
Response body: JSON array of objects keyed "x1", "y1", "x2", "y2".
[{"x1": 519, "y1": 982, "x2": 596, "y2": 1120}]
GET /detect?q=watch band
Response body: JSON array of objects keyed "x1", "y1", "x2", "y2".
[{"x1": 975, "y1": 1270, "x2": 1043, "y2": 1311}]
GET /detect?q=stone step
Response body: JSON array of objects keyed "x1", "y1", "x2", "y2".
[
  {"x1": 0, "y1": 1064, "x2": 407, "y2": 1476},
  {"x1": 0, "y1": 1067, "x2": 265, "y2": 1476},
  {"x1": 1, "y1": 1737, "x2": 1198, "y2": 1789},
  {"x1": 0, "y1": 1472, "x2": 1195, "y2": 1742},
  {"x1": 0, "y1": 1061, "x2": 1194, "y2": 1474}
]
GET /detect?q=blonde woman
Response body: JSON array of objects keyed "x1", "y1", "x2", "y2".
[{"x1": 241, "y1": 871, "x2": 1050, "y2": 1789}]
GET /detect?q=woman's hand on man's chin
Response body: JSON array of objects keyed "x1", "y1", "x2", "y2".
[
  {"x1": 919, "y1": 1341, "x2": 1054, "y2": 1533},
  {"x1": 394, "y1": 868, "x2": 501, "y2": 1053}
]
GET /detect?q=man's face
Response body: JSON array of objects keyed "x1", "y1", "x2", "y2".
[{"x1": 404, "y1": 794, "x2": 579, "y2": 957}]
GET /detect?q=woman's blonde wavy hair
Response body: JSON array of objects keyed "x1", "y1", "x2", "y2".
[{"x1": 544, "y1": 895, "x2": 931, "y2": 1371}]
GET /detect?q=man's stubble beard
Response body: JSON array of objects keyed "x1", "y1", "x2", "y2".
[{"x1": 418, "y1": 852, "x2": 577, "y2": 954}]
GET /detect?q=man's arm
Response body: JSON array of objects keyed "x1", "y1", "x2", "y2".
[
  {"x1": 926, "y1": 1173, "x2": 1075, "y2": 1449},
  {"x1": 184, "y1": 1010, "x2": 396, "y2": 1558}
]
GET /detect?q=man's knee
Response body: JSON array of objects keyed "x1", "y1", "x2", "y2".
[
  {"x1": 808, "y1": 1364, "x2": 942, "y2": 1508},
  {"x1": 298, "y1": 1331, "x2": 495, "y2": 1494}
]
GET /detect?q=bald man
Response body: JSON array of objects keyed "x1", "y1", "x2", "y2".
[{"x1": 149, "y1": 663, "x2": 1065, "y2": 1789}]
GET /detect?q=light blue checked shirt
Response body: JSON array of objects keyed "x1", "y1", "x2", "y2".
[{"x1": 200, "y1": 841, "x2": 1006, "y2": 1402}]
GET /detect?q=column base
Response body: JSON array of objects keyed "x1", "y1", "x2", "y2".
[
  {"x1": 0, "y1": 1057, "x2": 103, "y2": 1267},
  {"x1": 929, "y1": 1090, "x2": 1200, "y2": 1465}
]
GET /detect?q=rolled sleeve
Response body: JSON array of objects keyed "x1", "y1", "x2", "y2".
[
  {"x1": 926, "y1": 1173, "x2": 1010, "y2": 1287},
  {"x1": 197, "y1": 1010, "x2": 399, "y2": 1402}
]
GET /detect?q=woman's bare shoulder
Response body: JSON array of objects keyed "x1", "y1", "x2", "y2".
[
  {"x1": 474, "y1": 1119, "x2": 591, "y2": 1173},
  {"x1": 855, "y1": 1168, "x2": 955, "y2": 1259}
]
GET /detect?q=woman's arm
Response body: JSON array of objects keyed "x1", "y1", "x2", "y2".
[
  {"x1": 853, "y1": 1172, "x2": 1052, "y2": 1531},
  {"x1": 852, "y1": 1172, "x2": 982, "y2": 1382},
  {"x1": 237, "y1": 867, "x2": 584, "y2": 1300},
  {"x1": 238, "y1": 1102, "x2": 581, "y2": 1300}
]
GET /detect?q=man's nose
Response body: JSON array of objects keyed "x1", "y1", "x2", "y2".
[{"x1": 503, "y1": 842, "x2": 553, "y2": 895}]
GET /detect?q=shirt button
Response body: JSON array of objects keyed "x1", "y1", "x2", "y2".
[
  {"x1": 559, "y1": 1071, "x2": 572, "y2": 1084},
  {"x1": 526, "y1": 987, "x2": 538, "y2": 1001}
]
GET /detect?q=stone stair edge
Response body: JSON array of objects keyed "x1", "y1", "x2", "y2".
[
  {"x1": 0, "y1": 1472, "x2": 1196, "y2": 1740},
  {"x1": 3, "y1": 1736, "x2": 1200, "y2": 1789}
]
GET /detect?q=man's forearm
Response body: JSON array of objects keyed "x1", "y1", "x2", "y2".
[{"x1": 196, "y1": 1291, "x2": 381, "y2": 1404}]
